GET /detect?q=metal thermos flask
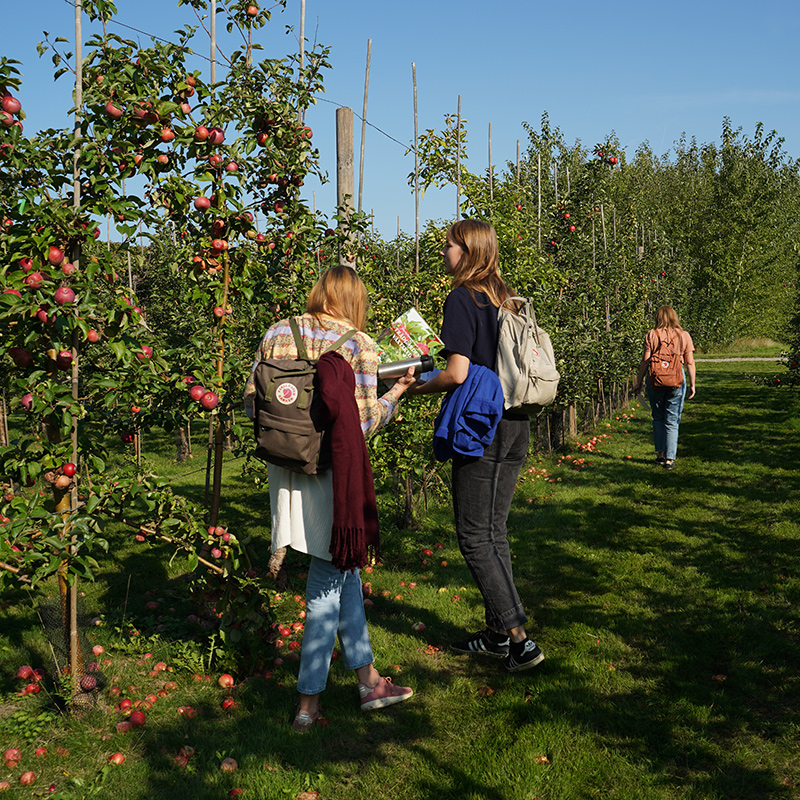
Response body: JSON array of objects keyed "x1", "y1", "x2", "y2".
[{"x1": 377, "y1": 354, "x2": 434, "y2": 380}]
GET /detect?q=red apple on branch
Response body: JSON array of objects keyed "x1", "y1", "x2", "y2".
[
  {"x1": 200, "y1": 391, "x2": 219, "y2": 410},
  {"x1": 194, "y1": 196, "x2": 211, "y2": 211},
  {"x1": 1, "y1": 95, "x2": 22, "y2": 115},
  {"x1": 105, "y1": 102, "x2": 124, "y2": 119},
  {"x1": 56, "y1": 350, "x2": 73, "y2": 370},
  {"x1": 194, "y1": 125, "x2": 209, "y2": 141},
  {"x1": 55, "y1": 286, "x2": 75, "y2": 305},
  {"x1": 48, "y1": 246, "x2": 65, "y2": 265}
]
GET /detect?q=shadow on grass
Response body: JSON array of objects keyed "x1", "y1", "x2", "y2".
[{"x1": 499, "y1": 363, "x2": 800, "y2": 799}]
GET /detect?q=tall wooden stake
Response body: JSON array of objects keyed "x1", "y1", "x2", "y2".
[
  {"x1": 336, "y1": 106, "x2": 355, "y2": 267},
  {"x1": 600, "y1": 204, "x2": 607, "y2": 253},
  {"x1": 554, "y1": 161, "x2": 558, "y2": 203},
  {"x1": 210, "y1": 0, "x2": 216, "y2": 86},
  {"x1": 63, "y1": 0, "x2": 84, "y2": 700},
  {"x1": 357, "y1": 39, "x2": 371, "y2": 218},
  {"x1": 412, "y1": 63, "x2": 419, "y2": 272},
  {"x1": 455, "y1": 95, "x2": 461, "y2": 221},
  {"x1": 299, "y1": 0, "x2": 305, "y2": 71},
  {"x1": 488, "y1": 122, "x2": 493, "y2": 206},
  {"x1": 537, "y1": 152, "x2": 542, "y2": 250},
  {"x1": 297, "y1": 0, "x2": 305, "y2": 120}
]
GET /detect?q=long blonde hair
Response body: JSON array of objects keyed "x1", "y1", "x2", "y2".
[
  {"x1": 448, "y1": 220, "x2": 514, "y2": 308},
  {"x1": 306, "y1": 266, "x2": 368, "y2": 331},
  {"x1": 655, "y1": 305, "x2": 682, "y2": 331}
]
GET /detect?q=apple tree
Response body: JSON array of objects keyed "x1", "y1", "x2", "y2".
[{"x1": 0, "y1": 0, "x2": 336, "y2": 691}]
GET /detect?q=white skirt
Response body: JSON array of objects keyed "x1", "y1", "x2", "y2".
[{"x1": 267, "y1": 464, "x2": 334, "y2": 561}]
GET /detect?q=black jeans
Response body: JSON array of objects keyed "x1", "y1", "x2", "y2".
[{"x1": 451, "y1": 417, "x2": 530, "y2": 631}]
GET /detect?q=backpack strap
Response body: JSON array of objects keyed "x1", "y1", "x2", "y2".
[
  {"x1": 289, "y1": 317, "x2": 357, "y2": 362},
  {"x1": 501, "y1": 296, "x2": 542, "y2": 346},
  {"x1": 289, "y1": 317, "x2": 309, "y2": 360},
  {"x1": 323, "y1": 329, "x2": 358, "y2": 356}
]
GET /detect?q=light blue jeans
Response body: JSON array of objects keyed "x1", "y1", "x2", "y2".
[
  {"x1": 296, "y1": 556, "x2": 374, "y2": 696},
  {"x1": 645, "y1": 373, "x2": 686, "y2": 461}
]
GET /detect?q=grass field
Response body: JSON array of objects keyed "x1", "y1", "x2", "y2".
[{"x1": 1, "y1": 358, "x2": 799, "y2": 800}]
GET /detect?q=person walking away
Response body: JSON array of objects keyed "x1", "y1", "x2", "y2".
[{"x1": 633, "y1": 305, "x2": 696, "y2": 470}]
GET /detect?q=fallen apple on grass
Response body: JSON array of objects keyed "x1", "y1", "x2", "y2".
[{"x1": 218, "y1": 673, "x2": 235, "y2": 689}]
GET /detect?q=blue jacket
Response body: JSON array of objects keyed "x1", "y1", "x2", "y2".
[{"x1": 433, "y1": 364, "x2": 504, "y2": 462}]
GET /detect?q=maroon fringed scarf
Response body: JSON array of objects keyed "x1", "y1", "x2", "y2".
[{"x1": 315, "y1": 351, "x2": 380, "y2": 571}]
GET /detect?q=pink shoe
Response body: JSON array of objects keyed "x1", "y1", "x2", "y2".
[
  {"x1": 358, "y1": 677, "x2": 413, "y2": 712},
  {"x1": 292, "y1": 703, "x2": 324, "y2": 732}
]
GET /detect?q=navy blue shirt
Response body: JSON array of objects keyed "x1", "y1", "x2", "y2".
[{"x1": 440, "y1": 287, "x2": 499, "y2": 371}]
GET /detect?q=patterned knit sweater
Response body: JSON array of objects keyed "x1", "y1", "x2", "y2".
[{"x1": 243, "y1": 313, "x2": 398, "y2": 436}]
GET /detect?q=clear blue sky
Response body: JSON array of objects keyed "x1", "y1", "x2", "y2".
[{"x1": 3, "y1": 0, "x2": 799, "y2": 237}]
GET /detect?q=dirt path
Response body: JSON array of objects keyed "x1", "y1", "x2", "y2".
[{"x1": 696, "y1": 357, "x2": 780, "y2": 362}]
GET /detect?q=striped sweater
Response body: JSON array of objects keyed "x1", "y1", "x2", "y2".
[{"x1": 243, "y1": 313, "x2": 398, "y2": 436}]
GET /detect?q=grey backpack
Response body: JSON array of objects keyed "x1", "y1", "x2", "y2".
[
  {"x1": 496, "y1": 297, "x2": 560, "y2": 415},
  {"x1": 252, "y1": 319, "x2": 356, "y2": 474}
]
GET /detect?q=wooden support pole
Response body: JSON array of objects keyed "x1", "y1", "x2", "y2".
[
  {"x1": 455, "y1": 94, "x2": 461, "y2": 221},
  {"x1": 210, "y1": 0, "x2": 216, "y2": 86},
  {"x1": 297, "y1": 0, "x2": 306, "y2": 120},
  {"x1": 357, "y1": 39, "x2": 371, "y2": 218},
  {"x1": 299, "y1": 0, "x2": 305, "y2": 72},
  {"x1": 336, "y1": 106, "x2": 355, "y2": 267},
  {"x1": 412, "y1": 63, "x2": 419, "y2": 272},
  {"x1": 601, "y1": 203, "x2": 607, "y2": 253},
  {"x1": 537, "y1": 151, "x2": 541, "y2": 250},
  {"x1": 488, "y1": 122, "x2": 493, "y2": 205},
  {"x1": 554, "y1": 161, "x2": 558, "y2": 203}
]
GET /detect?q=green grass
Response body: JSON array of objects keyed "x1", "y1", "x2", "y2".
[
  {"x1": 2, "y1": 360, "x2": 800, "y2": 799},
  {"x1": 694, "y1": 338, "x2": 786, "y2": 359}
]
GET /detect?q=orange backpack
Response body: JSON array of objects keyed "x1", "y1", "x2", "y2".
[{"x1": 648, "y1": 330, "x2": 684, "y2": 390}]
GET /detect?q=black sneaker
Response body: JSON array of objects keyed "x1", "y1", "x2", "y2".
[
  {"x1": 451, "y1": 629, "x2": 509, "y2": 657},
  {"x1": 504, "y1": 639, "x2": 545, "y2": 673}
]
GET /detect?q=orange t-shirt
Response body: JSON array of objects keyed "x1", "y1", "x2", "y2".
[{"x1": 645, "y1": 328, "x2": 695, "y2": 365}]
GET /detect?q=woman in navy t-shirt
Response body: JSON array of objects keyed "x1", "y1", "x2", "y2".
[{"x1": 407, "y1": 219, "x2": 545, "y2": 673}]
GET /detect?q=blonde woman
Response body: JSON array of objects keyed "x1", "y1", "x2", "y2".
[
  {"x1": 634, "y1": 305, "x2": 696, "y2": 469},
  {"x1": 244, "y1": 267, "x2": 416, "y2": 731},
  {"x1": 408, "y1": 220, "x2": 545, "y2": 673}
]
